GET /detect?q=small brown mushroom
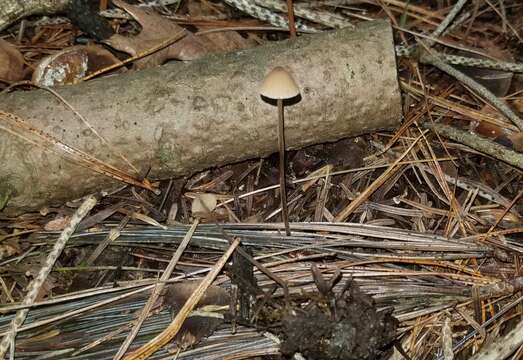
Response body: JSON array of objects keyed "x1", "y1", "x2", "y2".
[{"x1": 260, "y1": 67, "x2": 300, "y2": 236}]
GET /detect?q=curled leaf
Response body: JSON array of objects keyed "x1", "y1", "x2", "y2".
[
  {"x1": 0, "y1": 39, "x2": 25, "y2": 82},
  {"x1": 32, "y1": 45, "x2": 121, "y2": 86},
  {"x1": 162, "y1": 282, "x2": 229, "y2": 349},
  {"x1": 104, "y1": 0, "x2": 208, "y2": 69}
]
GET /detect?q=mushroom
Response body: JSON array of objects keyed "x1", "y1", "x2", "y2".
[{"x1": 260, "y1": 66, "x2": 300, "y2": 236}]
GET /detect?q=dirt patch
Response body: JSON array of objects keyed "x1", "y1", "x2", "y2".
[{"x1": 281, "y1": 276, "x2": 397, "y2": 360}]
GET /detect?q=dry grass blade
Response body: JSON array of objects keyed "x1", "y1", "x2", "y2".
[
  {"x1": 487, "y1": 188, "x2": 523, "y2": 232},
  {"x1": 1, "y1": 221, "x2": 520, "y2": 358},
  {"x1": 401, "y1": 81, "x2": 519, "y2": 131}
]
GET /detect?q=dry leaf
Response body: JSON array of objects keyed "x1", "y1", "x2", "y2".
[
  {"x1": 513, "y1": 98, "x2": 523, "y2": 114},
  {"x1": 104, "y1": 0, "x2": 209, "y2": 69},
  {"x1": 0, "y1": 38, "x2": 25, "y2": 82},
  {"x1": 186, "y1": 1, "x2": 256, "y2": 53},
  {"x1": 508, "y1": 132, "x2": 523, "y2": 152},
  {"x1": 197, "y1": 30, "x2": 257, "y2": 54},
  {"x1": 44, "y1": 215, "x2": 71, "y2": 231},
  {"x1": 0, "y1": 239, "x2": 20, "y2": 260},
  {"x1": 191, "y1": 193, "x2": 218, "y2": 217},
  {"x1": 474, "y1": 120, "x2": 505, "y2": 139},
  {"x1": 472, "y1": 105, "x2": 511, "y2": 139},
  {"x1": 32, "y1": 45, "x2": 122, "y2": 86},
  {"x1": 162, "y1": 282, "x2": 230, "y2": 350}
]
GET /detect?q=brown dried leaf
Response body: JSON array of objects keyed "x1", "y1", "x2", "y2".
[
  {"x1": 474, "y1": 120, "x2": 505, "y2": 139},
  {"x1": 173, "y1": 315, "x2": 223, "y2": 350},
  {"x1": 162, "y1": 281, "x2": 230, "y2": 312},
  {"x1": 44, "y1": 215, "x2": 71, "y2": 231},
  {"x1": 161, "y1": 282, "x2": 230, "y2": 349},
  {"x1": 104, "y1": 0, "x2": 209, "y2": 69},
  {"x1": 508, "y1": 132, "x2": 523, "y2": 152},
  {"x1": 472, "y1": 105, "x2": 511, "y2": 139},
  {"x1": 191, "y1": 193, "x2": 218, "y2": 218},
  {"x1": 0, "y1": 39, "x2": 25, "y2": 82},
  {"x1": 0, "y1": 239, "x2": 20, "y2": 260},
  {"x1": 185, "y1": 1, "x2": 255, "y2": 51},
  {"x1": 32, "y1": 45, "x2": 122, "y2": 86},
  {"x1": 197, "y1": 31, "x2": 257, "y2": 53},
  {"x1": 513, "y1": 99, "x2": 523, "y2": 114}
]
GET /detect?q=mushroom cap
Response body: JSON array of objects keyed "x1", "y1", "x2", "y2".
[{"x1": 259, "y1": 66, "x2": 300, "y2": 99}]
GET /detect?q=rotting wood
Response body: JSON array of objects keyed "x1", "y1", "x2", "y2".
[{"x1": 0, "y1": 20, "x2": 402, "y2": 214}]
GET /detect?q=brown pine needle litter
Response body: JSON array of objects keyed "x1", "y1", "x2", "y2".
[{"x1": 1, "y1": 0, "x2": 523, "y2": 359}]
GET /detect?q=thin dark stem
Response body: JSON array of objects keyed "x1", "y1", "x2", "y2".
[
  {"x1": 286, "y1": 0, "x2": 297, "y2": 38},
  {"x1": 277, "y1": 99, "x2": 291, "y2": 236}
]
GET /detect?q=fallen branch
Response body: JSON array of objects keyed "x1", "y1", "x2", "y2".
[
  {"x1": 425, "y1": 123, "x2": 523, "y2": 171},
  {"x1": 469, "y1": 319, "x2": 523, "y2": 360},
  {"x1": 420, "y1": 50, "x2": 523, "y2": 131},
  {"x1": 0, "y1": 0, "x2": 68, "y2": 32},
  {"x1": 0, "y1": 21, "x2": 401, "y2": 214}
]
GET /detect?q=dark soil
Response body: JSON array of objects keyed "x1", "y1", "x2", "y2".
[{"x1": 281, "y1": 279, "x2": 397, "y2": 360}]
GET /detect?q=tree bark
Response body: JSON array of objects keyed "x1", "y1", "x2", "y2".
[
  {"x1": 0, "y1": 20, "x2": 402, "y2": 214},
  {"x1": 0, "y1": 0, "x2": 68, "y2": 31}
]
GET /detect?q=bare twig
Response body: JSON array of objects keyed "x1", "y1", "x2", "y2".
[
  {"x1": 469, "y1": 319, "x2": 523, "y2": 360},
  {"x1": 420, "y1": 51, "x2": 523, "y2": 131},
  {"x1": 424, "y1": 123, "x2": 523, "y2": 171}
]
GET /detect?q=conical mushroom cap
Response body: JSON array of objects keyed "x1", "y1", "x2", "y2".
[{"x1": 259, "y1": 66, "x2": 300, "y2": 99}]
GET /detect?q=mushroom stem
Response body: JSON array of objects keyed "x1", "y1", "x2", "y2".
[
  {"x1": 277, "y1": 99, "x2": 291, "y2": 236},
  {"x1": 286, "y1": 0, "x2": 297, "y2": 38}
]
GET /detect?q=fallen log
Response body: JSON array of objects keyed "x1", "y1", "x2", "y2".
[
  {"x1": 0, "y1": 0, "x2": 68, "y2": 32},
  {"x1": 0, "y1": 20, "x2": 401, "y2": 214}
]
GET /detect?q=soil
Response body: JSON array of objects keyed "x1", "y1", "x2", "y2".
[{"x1": 280, "y1": 279, "x2": 397, "y2": 360}]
